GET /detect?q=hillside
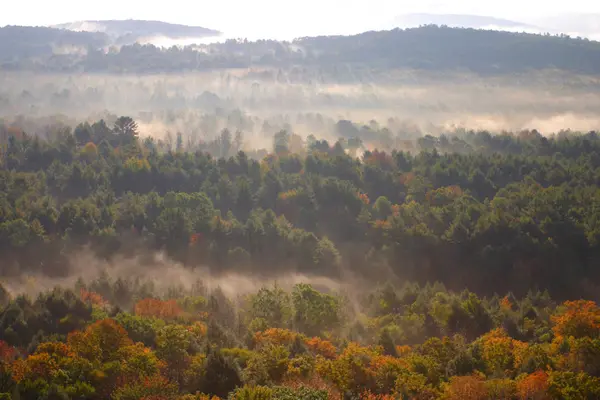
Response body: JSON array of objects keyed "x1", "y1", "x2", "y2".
[
  {"x1": 3, "y1": 25, "x2": 600, "y2": 75},
  {"x1": 0, "y1": 25, "x2": 107, "y2": 63},
  {"x1": 52, "y1": 19, "x2": 221, "y2": 44}
]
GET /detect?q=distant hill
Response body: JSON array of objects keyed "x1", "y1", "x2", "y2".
[
  {"x1": 387, "y1": 13, "x2": 541, "y2": 32},
  {"x1": 3, "y1": 25, "x2": 600, "y2": 75},
  {"x1": 51, "y1": 19, "x2": 221, "y2": 45},
  {"x1": 289, "y1": 26, "x2": 600, "y2": 74},
  {"x1": 0, "y1": 26, "x2": 107, "y2": 63}
]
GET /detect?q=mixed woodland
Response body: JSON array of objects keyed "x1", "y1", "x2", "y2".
[{"x1": 1, "y1": 116, "x2": 600, "y2": 398}]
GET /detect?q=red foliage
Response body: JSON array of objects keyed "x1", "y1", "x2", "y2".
[
  {"x1": 0, "y1": 340, "x2": 16, "y2": 363},
  {"x1": 189, "y1": 232, "x2": 204, "y2": 246},
  {"x1": 80, "y1": 288, "x2": 108, "y2": 308}
]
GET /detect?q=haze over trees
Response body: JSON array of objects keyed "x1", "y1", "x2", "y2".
[
  {"x1": 3, "y1": 25, "x2": 600, "y2": 74},
  {"x1": 2, "y1": 18, "x2": 600, "y2": 399}
]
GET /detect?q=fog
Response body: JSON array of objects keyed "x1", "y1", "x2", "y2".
[
  {"x1": 0, "y1": 249, "x2": 352, "y2": 302},
  {"x1": 2, "y1": 67, "x2": 600, "y2": 301},
  {"x1": 2, "y1": 68, "x2": 600, "y2": 154}
]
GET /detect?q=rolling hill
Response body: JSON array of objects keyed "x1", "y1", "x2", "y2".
[
  {"x1": 3, "y1": 24, "x2": 600, "y2": 75},
  {"x1": 51, "y1": 19, "x2": 221, "y2": 45}
]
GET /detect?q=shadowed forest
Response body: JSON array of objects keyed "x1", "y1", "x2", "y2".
[{"x1": 3, "y1": 21, "x2": 600, "y2": 399}]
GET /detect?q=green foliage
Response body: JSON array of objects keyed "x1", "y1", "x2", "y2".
[
  {"x1": 201, "y1": 350, "x2": 243, "y2": 398},
  {"x1": 292, "y1": 284, "x2": 341, "y2": 336}
]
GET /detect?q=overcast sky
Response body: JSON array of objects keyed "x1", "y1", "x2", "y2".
[{"x1": 2, "y1": 0, "x2": 600, "y2": 39}]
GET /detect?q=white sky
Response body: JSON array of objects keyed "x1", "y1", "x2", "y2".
[{"x1": 2, "y1": 0, "x2": 600, "y2": 39}]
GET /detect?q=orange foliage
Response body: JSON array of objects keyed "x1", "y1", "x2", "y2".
[
  {"x1": 552, "y1": 300, "x2": 600, "y2": 339},
  {"x1": 68, "y1": 319, "x2": 133, "y2": 363},
  {"x1": 35, "y1": 342, "x2": 74, "y2": 358},
  {"x1": 188, "y1": 321, "x2": 208, "y2": 338},
  {"x1": 358, "y1": 192, "x2": 370, "y2": 205},
  {"x1": 135, "y1": 298, "x2": 183, "y2": 319},
  {"x1": 10, "y1": 359, "x2": 28, "y2": 383},
  {"x1": 305, "y1": 337, "x2": 337, "y2": 359},
  {"x1": 517, "y1": 371, "x2": 550, "y2": 400},
  {"x1": 369, "y1": 354, "x2": 407, "y2": 371},
  {"x1": 11, "y1": 342, "x2": 78, "y2": 384},
  {"x1": 80, "y1": 288, "x2": 108, "y2": 308},
  {"x1": 500, "y1": 296, "x2": 513, "y2": 312},
  {"x1": 278, "y1": 189, "x2": 300, "y2": 201},
  {"x1": 395, "y1": 345, "x2": 412, "y2": 357},
  {"x1": 189, "y1": 232, "x2": 204, "y2": 246},
  {"x1": 254, "y1": 328, "x2": 299, "y2": 346},
  {"x1": 11, "y1": 353, "x2": 56, "y2": 383},
  {"x1": 282, "y1": 375, "x2": 342, "y2": 400},
  {"x1": 373, "y1": 219, "x2": 391, "y2": 230},
  {"x1": 444, "y1": 375, "x2": 488, "y2": 400}
]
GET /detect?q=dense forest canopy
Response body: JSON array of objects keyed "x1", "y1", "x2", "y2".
[
  {"x1": 1, "y1": 121, "x2": 600, "y2": 398},
  {"x1": 1, "y1": 119, "x2": 600, "y2": 299},
  {"x1": 3, "y1": 25, "x2": 600, "y2": 74}
]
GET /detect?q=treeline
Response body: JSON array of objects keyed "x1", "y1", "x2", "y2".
[
  {"x1": 2, "y1": 117, "x2": 600, "y2": 299},
  {"x1": 0, "y1": 278, "x2": 599, "y2": 399},
  {"x1": 4, "y1": 25, "x2": 600, "y2": 75}
]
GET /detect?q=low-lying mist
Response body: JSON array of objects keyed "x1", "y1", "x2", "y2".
[
  {"x1": 0, "y1": 249, "x2": 357, "y2": 304},
  {"x1": 2, "y1": 68, "x2": 600, "y2": 153}
]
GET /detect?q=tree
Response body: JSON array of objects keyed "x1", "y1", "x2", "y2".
[
  {"x1": 201, "y1": 351, "x2": 242, "y2": 398},
  {"x1": 292, "y1": 284, "x2": 340, "y2": 336},
  {"x1": 113, "y1": 116, "x2": 139, "y2": 146},
  {"x1": 552, "y1": 300, "x2": 600, "y2": 339},
  {"x1": 273, "y1": 130, "x2": 290, "y2": 156}
]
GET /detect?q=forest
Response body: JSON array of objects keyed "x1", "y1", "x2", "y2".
[
  {"x1": 4, "y1": 25, "x2": 600, "y2": 75},
  {"x1": 1, "y1": 114, "x2": 600, "y2": 397}
]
